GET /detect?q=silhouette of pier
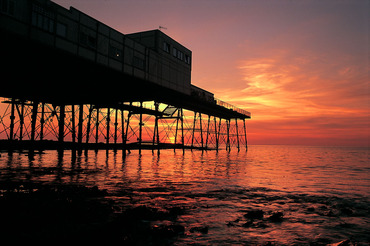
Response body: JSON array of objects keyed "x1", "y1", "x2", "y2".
[{"x1": 0, "y1": 0, "x2": 250, "y2": 153}]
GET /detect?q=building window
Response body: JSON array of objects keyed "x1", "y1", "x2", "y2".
[
  {"x1": 177, "y1": 50, "x2": 184, "y2": 61},
  {"x1": 133, "y1": 56, "x2": 145, "y2": 70},
  {"x1": 109, "y1": 45, "x2": 122, "y2": 60},
  {"x1": 56, "y1": 22, "x2": 67, "y2": 37},
  {"x1": 170, "y1": 46, "x2": 191, "y2": 63},
  {"x1": 80, "y1": 32, "x2": 96, "y2": 49},
  {"x1": 0, "y1": 0, "x2": 15, "y2": 15},
  {"x1": 163, "y1": 42, "x2": 170, "y2": 53},
  {"x1": 31, "y1": 4, "x2": 54, "y2": 33},
  {"x1": 185, "y1": 55, "x2": 191, "y2": 65}
]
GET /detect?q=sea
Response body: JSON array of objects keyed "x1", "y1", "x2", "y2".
[{"x1": 0, "y1": 145, "x2": 369, "y2": 245}]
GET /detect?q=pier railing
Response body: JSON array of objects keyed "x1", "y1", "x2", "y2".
[{"x1": 215, "y1": 98, "x2": 251, "y2": 118}]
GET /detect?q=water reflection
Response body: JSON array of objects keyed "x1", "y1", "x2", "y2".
[
  {"x1": 1, "y1": 147, "x2": 369, "y2": 197},
  {"x1": 0, "y1": 146, "x2": 369, "y2": 245}
]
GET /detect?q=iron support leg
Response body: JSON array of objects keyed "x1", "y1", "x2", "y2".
[
  {"x1": 85, "y1": 105, "x2": 93, "y2": 144},
  {"x1": 40, "y1": 103, "x2": 45, "y2": 141},
  {"x1": 216, "y1": 118, "x2": 222, "y2": 151},
  {"x1": 243, "y1": 119, "x2": 248, "y2": 151},
  {"x1": 125, "y1": 112, "x2": 131, "y2": 154},
  {"x1": 139, "y1": 102, "x2": 143, "y2": 155},
  {"x1": 95, "y1": 108, "x2": 100, "y2": 144},
  {"x1": 58, "y1": 104, "x2": 65, "y2": 144},
  {"x1": 205, "y1": 115, "x2": 210, "y2": 150},
  {"x1": 199, "y1": 113, "x2": 203, "y2": 150},
  {"x1": 226, "y1": 119, "x2": 230, "y2": 152},
  {"x1": 106, "y1": 108, "x2": 110, "y2": 145},
  {"x1": 114, "y1": 109, "x2": 118, "y2": 145},
  {"x1": 78, "y1": 104, "x2": 84, "y2": 145},
  {"x1": 174, "y1": 109, "x2": 180, "y2": 152},
  {"x1": 154, "y1": 102, "x2": 160, "y2": 155},
  {"x1": 30, "y1": 100, "x2": 38, "y2": 142},
  {"x1": 235, "y1": 118, "x2": 240, "y2": 152},
  {"x1": 152, "y1": 116, "x2": 157, "y2": 154},
  {"x1": 180, "y1": 109, "x2": 184, "y2": 154},
  {"x1": 121, "y1": 109, "x2": 126, "y2": 156},
  {"x1": 191, "y1": 112, "x2": 197, "y2": 149},
  {"x1": 9, "y1": 98, "x2": 15, "y2": 141},
  {"x1": 17, "y1": 102, "x2": 24, "y2": 141},
  {"x1": 71, "y1": 105, "x2": 76, "y2": 143},
  {"x1": 214, "y1": 117, "x2": 218, "y2": 151}
]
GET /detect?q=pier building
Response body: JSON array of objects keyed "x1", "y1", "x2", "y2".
[{"x1": 0, "y1": 0, "x2": 251, "y2": 152}]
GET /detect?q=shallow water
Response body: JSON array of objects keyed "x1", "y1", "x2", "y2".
[{"x1": 0, "y1": 145, "x2": 369, "y2": 245}]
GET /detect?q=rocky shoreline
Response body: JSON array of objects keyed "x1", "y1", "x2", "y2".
[
  {"x1": 0, "y1": 181, "x2": 188, "y2": 244},
  {"x1": 0, "y1": 181, "x2": 363, "y2": 245}
]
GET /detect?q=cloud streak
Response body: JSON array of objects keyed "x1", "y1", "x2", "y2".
[{"x1": 224, "y1": 46, "x2": 369, "y2": 146}]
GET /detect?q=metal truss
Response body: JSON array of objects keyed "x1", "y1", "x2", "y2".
[{"x1": 0, "y1": 97, "x2": 248, "y2": 152}]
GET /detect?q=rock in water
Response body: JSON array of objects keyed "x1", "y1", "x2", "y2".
[
  {"x1": 268, "y1": 212, "x2": 284, "y2": 222},
  {"x1": 242, "y1": 220, "x2": 254, "y2": 228},
  {"x1": 244, "y1": 209, "x2": 264, "y2": 220}
]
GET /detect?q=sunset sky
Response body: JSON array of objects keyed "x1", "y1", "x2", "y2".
[{"x1": 53, "y1": 0, "x2": 369, "y2": 147}]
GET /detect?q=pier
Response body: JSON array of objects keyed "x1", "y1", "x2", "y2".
[{"x1": 0, "y1": 0, "x2": 250, "y2": 153}]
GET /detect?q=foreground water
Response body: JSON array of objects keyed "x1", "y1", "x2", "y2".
[{"x1": 0, "y1": 145, "x2": 369, "y2": 245}]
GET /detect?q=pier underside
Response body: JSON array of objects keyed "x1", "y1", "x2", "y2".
[{"x1": 0, "y1": 98, "x2": 248, "y2": 153}]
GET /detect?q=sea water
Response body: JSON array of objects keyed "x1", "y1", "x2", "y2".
[{"x1": 0, "y1": 145, "x2": 369, "y2": 245}]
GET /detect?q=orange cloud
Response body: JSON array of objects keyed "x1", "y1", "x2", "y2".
[{"x1": 212, "y1": 47, "x2": 369, "y2": 147}]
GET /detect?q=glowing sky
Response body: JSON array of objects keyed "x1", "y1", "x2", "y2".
[{"x1": 53, "y1": 0, "x2": 369, "y2": 147}]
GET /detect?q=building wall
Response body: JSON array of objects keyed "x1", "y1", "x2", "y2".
[
  {"x1": 127, "y1": 30, "x2": 192, "y2": 94},
  {"x1": 191, "y1": 85, "x2": 215, "y2": 103},
  {"x1": 0, "y1": 0, "x2": 192, "y2": 95}
]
